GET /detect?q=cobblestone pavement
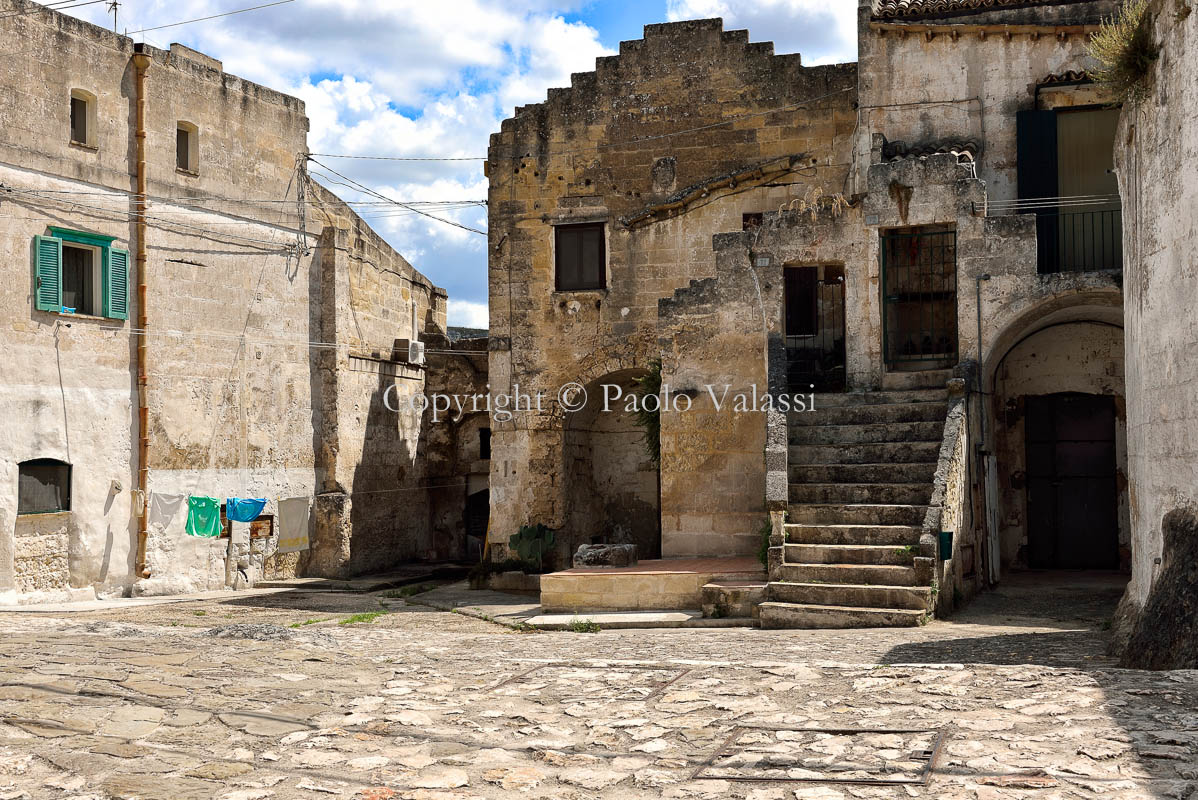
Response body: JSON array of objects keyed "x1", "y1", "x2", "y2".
[{"x1": 1, "y1": 573, "x2": 1195, "y2": 800}]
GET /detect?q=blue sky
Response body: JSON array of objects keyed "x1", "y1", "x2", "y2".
[{"x1": 63, "y1": 0, "x2": 858, "y2": 327}]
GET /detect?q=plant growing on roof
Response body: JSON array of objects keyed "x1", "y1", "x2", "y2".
[
  {"x1": 1088, "y1": 0, "x2": 1160, "y2": 103},
  {"x1": 508, "y1": 524, "x2": 556, "y2": 571}
]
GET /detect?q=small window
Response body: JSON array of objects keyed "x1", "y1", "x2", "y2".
[
  {"x1": 69, "y1": 89, "x2": 96, "y2": 147},
  {"x1": 742, "y1": 212, "x2": 763, "y2": 230},
  {"x1": 479, "y1": 428, "x2": 491, "y2": 460},
  {"x1": 17, "y1": 459, "x2": 71, "y2": 514},
  {"x1": 176, "y1": 121, "x2": 198, "y2": 173},
  {"x1": 554, "y1": 222, "x2": 605, "y2": 291}
]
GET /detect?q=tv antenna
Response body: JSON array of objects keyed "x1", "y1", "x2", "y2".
[{"x1": 106, "y1": 1, "x2": 119, "y2": 32}]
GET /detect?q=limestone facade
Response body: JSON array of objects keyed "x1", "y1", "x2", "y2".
[
  {"x1": 487, "y1": 1, "x2": 1132, "y2": 613},
  {"x1": 0, "y1": 1, "x2": 467, "y2": 602}
]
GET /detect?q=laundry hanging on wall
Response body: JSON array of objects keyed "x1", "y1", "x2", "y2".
[
  {"x1": 148, "y1": 493, "x2": 187, "y2": 539},
  {"x1": 185, "y1": 496, "x2": 223, "y2": 538},
  {"x1": 226, "y1": 497, "x2": 267, "y2": 523},
  {"x1": 276, "y1": 496, "x2": 311, "y2": 553}
]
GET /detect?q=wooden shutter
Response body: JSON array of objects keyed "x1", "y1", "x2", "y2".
[
  {"x1": 1016, "y1": 110, "x2": 1058, "y2": 205},
  {"x1": 104, "y1": 247, "x2": 129, "y2": 319},
  {"x1": 33, "y1": 235, "x2": 62, "y2": 312}
]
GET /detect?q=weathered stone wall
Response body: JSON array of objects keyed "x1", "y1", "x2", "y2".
[
  {"x1": 0, "y1": 2, "x2": 448, "y2": 598},
  {"x1": 853, "y1": 0, "x2": 1118, "y2": 201},
  {"x1": 487, "y1": 18, "x2": 857, "y2": 557},
  {"x1": 1113, "y1": 0, "x2": 1198, "y2": 663}
]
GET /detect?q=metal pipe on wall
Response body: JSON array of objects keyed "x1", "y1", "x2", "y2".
[{"x1": 132, "y1": 45, "x2": 151, "y2": 578}]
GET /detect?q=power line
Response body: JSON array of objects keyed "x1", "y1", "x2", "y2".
[
  {"x1": 123, "y1": 0, "x2": 295, "y2": 35},
  {"x1": 308, "y1": 153, "x2": 485, "y2": 162},
  {"x1": 307, "y1": 160, "x2": 487, "y2": 236},
  {"x1": 0, "y1": 0, "x2": 108, "y2": 20}
]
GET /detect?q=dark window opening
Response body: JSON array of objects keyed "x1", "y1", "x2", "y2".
[
  {"x1": 479, "y1": 427, "x2": 491, "y2": 460},
  {"x1": 177, "y1": 127, "x2": 190, "y2": 171},
  {"x1": 70, "y1": 96, "x2": 87, "y2": 144},
  {"x1": 17, "y1": 459, "x2": 71, "y2": 514},
  {"x1": 784, "y1": 265, "x2": 846, "y2": 392},
  {"x1": 60, "y1": 244, "x2": 95, "y2": 315},
  {"x1": 742, "y1": 213, "x2": 763, "y2": 230},
  {"x1": 554, "y1": 223, "x2": 605, "y2": 291},
  {"x1": 881, "y1": 227, "x2": 958, "y2": 368}
]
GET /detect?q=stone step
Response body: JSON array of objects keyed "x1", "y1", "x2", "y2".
[
  {"x1": 776, "y1": 563, "x2": 921, "y2": 586},
  {"x1": 788, "y1": 504, "x2": 928, "y2": 526},
  {"x1": 789, "y1": 463, "x2": 937, "y2": 485},
  {"x1": 789, "y1": 441, "x2": 942, "y2": 465},
  {"x1": 766, "y1": 581, "x2": 932, "y2": 610},
  {"x1": 881, "y1": 369, "x2": 953, "y2": 391},
  {"x1": 785, "y1": 523, "x2": 923, "y2": 546},
  {"x1": 784, "y1": 543, "x2": 916, "y2": 565},
  {"x1": 790, "y1": 401, "x2": 947, "y2": 426},
  {"x1": 789, "y1": 483, "x2": 934, "y2": 506},
  {"x1": 789, "y1": 421, "x2": 945, "y2": 445},
  {"x1": 700, "y1": 581, "x2": 766, "y2": 619},
  {"x1": 801, "y1": 389, "x2": 948, "y2": 408},
  {"x1": 758, "y1": 602, "x2": 926, "y2": 629}
]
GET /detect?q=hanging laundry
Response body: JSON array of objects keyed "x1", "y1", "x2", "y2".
[
  {"x1": 226, "y1": 497, "x2": 267, "y2": 523},
  {"x1": 148, "y1": 493, "x2": 186, "y2": 536},
  {"x1": 276, "y1": 496, "x2": 311, "y2": 553},
  {"x1": 186, "y1": 496, "x2": 223, "y2": 538}
]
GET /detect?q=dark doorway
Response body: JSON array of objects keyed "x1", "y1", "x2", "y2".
[
  {"x1": 1025, "y1": 393, "x2": 1118, "y2": 569},
  {"x1": 784, "y1": 265, "x2": 845, "y2": 392},
  {"x1": 881, "y1": 227, "x2": 958, "y2": 370}
]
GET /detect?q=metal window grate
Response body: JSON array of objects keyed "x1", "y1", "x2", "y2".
[{"x1": 881, "y1": 229, "x2": 958, "y2": 367}]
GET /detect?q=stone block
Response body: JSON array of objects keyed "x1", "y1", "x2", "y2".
[{"x1": 572, "y1": 543, "x2": 638, "y2": 568}]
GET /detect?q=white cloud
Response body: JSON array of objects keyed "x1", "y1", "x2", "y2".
[
  {"x1": 666, "y1": 0, "x2": 858, "y2": 65},
  {"x1": 448, "y1": 300, "x2": 489, "y2": 329},
  {"x1": 62, "y1": 0, "x2": 613, "y2": 310}
]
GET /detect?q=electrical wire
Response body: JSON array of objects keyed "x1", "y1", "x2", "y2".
[
  {"x1": 122, "y1": 0, "x2": 295, "y2": 35},
  {"x1": 307, "y1": 160, "x2": 487, "y2": 236},
  {"x1": 0, "y1": 0, "x2": 108, "y2": 20}
]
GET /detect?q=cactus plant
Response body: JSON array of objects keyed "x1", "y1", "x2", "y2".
[{"x1": 509, "y1": 524, "x2": 555, "y2": 570}]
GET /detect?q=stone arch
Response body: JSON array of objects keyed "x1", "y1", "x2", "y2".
[
  {"x1": 561, "y1": 368, "x2": 661, "y2": 561},
  {"x1": 985, "y1": 292, "x2": 1128, "y2": 576}
]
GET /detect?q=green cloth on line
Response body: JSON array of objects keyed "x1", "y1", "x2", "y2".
[{"x1": 186, "y1": 496, "x2": 222, "y2": 538}]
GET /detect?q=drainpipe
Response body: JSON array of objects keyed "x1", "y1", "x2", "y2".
[{"x1": 132, "y1": 45, "x2": 151, "y2": 578}]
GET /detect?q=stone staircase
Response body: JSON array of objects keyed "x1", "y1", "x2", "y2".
[{"x1": 759, "y1": 382, "x2": 949, "y2": 628}]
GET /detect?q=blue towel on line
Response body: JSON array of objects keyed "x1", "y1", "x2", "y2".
[{"x1": 226, "y1": 497, "x2": 267, "y2": 522}]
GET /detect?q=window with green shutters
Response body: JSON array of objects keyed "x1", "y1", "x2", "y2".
[{"x1": 32, "y1": 227, "x2": 128, "y2": 320}]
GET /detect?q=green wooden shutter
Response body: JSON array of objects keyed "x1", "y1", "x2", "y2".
[
  {"x1": 104, "y1": 247, "x2": 130, "y2": 320},
  {"x1": 33, "y1": 235, "x2": 62, "y2": 312}
]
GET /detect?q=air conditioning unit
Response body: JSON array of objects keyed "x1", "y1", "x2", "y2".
[{"x1": 393, "y1": 338, "x2": 425, "y2": 365}]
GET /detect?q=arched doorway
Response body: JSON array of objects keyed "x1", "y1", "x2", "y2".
[
  {"x1": 563, "y1": 369, "x2": 661, "y2": 560},
  {"x1": 987, "y1": 312, "x2": 1128, "y2": 575}
]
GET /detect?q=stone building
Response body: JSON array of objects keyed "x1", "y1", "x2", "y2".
[
  {"x1": 0, "y1": 0, "x2": 474, "y2": 602},
  {"x1": 1110, "y1": 0, "x2": 1198, "y2": 668},
  {"x1": 487, "y1": 1, "x2": 1131, "y2": 626}
]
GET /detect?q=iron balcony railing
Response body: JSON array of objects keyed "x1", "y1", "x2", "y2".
[{"x1": 984, "y1": 195, "x2": 1123, "y2": 274}]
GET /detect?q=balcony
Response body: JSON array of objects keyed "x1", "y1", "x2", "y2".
[{"x1": 987, "y1": 195, "x2": 1123, "y2": 274}]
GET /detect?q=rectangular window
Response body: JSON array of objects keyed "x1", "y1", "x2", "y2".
[
  {"x1": 33, "y1": 228, "x2": 128, "y2": 320},
  {"x1": 177, "y1": 127, "x2": 190, "y2": 170},
  {"x1": 554, "y1": 222, "x2": 605, "y2": 291},
  {"x1": 17, "y1": 459, "x2": 71, "y2": 514},
  {"x1": 479, "y1": 428, "x2": 491, "y2": 460},
  {"x1": 70, "y1": 96, "x2": 88, "y2": 144},
  {"x1": 61, "y1": 244, "x2": 97, "y2": 315}
]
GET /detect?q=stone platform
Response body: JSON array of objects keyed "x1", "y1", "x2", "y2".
[{"x1": 539, "y1": 556, "x2": 765, "y2": 612}]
